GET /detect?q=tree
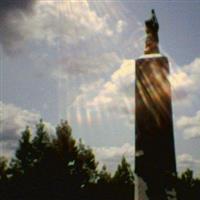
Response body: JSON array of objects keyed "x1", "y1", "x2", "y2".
[
  {"x1": 176, "y1": 169, "x2": 200, "y2": 200},
  {"x1": 32, "y1": 119, "x2": 51, "y2": 162},
  {"x1": 52, "y1": 121, "x2": 98, "y2": 199},
  {"x1": 75, "y1": 139, "x2": 98, "y2": 186},
  {"x1": 0, "y1": 156, "x2": 8, "y2": 181},
  {"x1": 0, "y1": 156, "x2": 9, "y2": 199},
  {"x1": 12, "y1": 126, "x2": 34, "y2": 175},
  {"x1": 54, "y1": 120, "x2": 77, "y2": 165},
  {"x1": 98, "y1": 165, "x2": 112, "y2": 184},
  {"x1": 113, "y1": 156, "x2": 134, "y2": 185},
  {"x1": 112, "y1": 156, "x2": 134, "y2": 200},
  {"x1": 0, "y1": 119, "x2": 141, "y2": 200},
  {"x1": 181, "y1": 168, "x2": 194, "y2": 186}
]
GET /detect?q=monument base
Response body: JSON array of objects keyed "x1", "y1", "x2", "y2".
[{"x1": 135, "y1": 54, "x2": 177, "y2": 200}]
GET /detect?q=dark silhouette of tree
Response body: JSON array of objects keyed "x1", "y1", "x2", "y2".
[
  {"x1": 75, "y1": 139, "x2": 98, "y2": 185},
  {"x1": 50, "y1": 121, "x2": 98, "y2": 199},
  {"x1": 11, "y1": 126, "x2": 34, "y2": 175},
  {"x1": 6, "y1": 120, "x2": 99, "y2": 200},
  {"x1": 112, "y1": 156, "x2": 134, "y2": 200},
  {"x1": 53, "y1": 120, "x2": 77, "y2": 173},
  {"x1": 176, "y1": 168, "x2": 200, "y2": 200},
  {"x1": 0, "y1": 156, "x2": 9, "y2": 199},
  {"x1": 98, "y1": 165, "x2": 112, "y2": 184},
  {"x1": 89, "y1": 165, "x2": 112, "y2": 200},
  {"x1": 0, "y1": 156, "x2": 8, "y2": 181},
  {"x1": 1, "y1": 119, "x2": 200, "y2": 200},
  {"x1": 113, "y1": 156, "x2": 134, "y2": 185},
  {"x1": 32, "y1": 119, "x2": 51, "y2": 162}
]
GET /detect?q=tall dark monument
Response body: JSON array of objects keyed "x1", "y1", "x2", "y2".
[{"x1": 135, "y1": 10, "x2": 177, "y2": 200}]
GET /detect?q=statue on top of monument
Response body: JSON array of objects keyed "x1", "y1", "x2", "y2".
[{"x1": 144, "y1": 9, "x2": 160, "y2": 54}]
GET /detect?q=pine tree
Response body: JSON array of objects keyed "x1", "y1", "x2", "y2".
[
  {"x1": 113, "y1": 156, "x2": 134, "y2": 186},
  {"x1": 98, "y1": 165, "x2": 111, "y2": 184},
  {"x1": 54, "y1": 120, "x2": 77, "y2": 164},
  {"x1": 0, "y1": 156, "x2": 8, "y2": 181},
  {"x1": 75, "y1": 139, "x2": 98, "y2": 186},
  {"x1": 32, "y1": 119, "x2": 51, "y2": 162},
  {"x1": 112, "y1": 156, "x2": 134, "y2": 200},
  {"x1": 13, "y1": 126, "x2": 34, "y2": 174}
]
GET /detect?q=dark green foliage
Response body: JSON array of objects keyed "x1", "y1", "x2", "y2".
[
  {"x1": 0, "y1": 156, "x2": 9, "y2": 199},
  {"x1": 113, "y1": 156, "x2": 134, "y2": 185},
  {"x1": 83, "y1": 157, "x2": 135, "y2": 200},
  {"x1": 75, "y1": 139, "x2": 98, "y2": 184},
  {"x1": 54, "y1": 120, "x2": 76, "y2": 161},
  {"x1": 112, "y1": 156, "x2": 134, "y2": 200},
  {"x1": 13, "y1": 126, "x2": 34, "y2": 175},
  {"x1": 176, "y1": 169, "x2": 200, "y2": 200},
  {"x1": 32, "y1": 119, "x2": 51, "y2": 161},
  {"x1": 0, "y1": 120, "x2": 200, "y2": 199},
  {"x1": 0, "y1": 120, "x2": 101, "y2": 199},
  {"x1": 0, "y1": 156, "x2": 8, "y2": 181},
  {"x1": 98, "y1": 165, "x2": 112, "y2": 184}
]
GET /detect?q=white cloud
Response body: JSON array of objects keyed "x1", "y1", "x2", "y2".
[
  {"x1": 0, "y1": 101, "x2": 54, "y2": 156},
  {"x1": 32, "y1": 1, "x2": 113, "y2": 44},
  {"x1": 1, "y1": 0, "x2": 113, "y2": 53},
  {"x1": 94, "y1": 143, "x2": 134, "y2": 172},
  {"x1": 70, "y1": 79, "x2": 105, "y2": 108},
  {"x1": 0, "y1": 102, "x2": 40, "y2": 139},
  {"x1": 1, "y1": 0, "x2": 142, "y2": 80},
  {"x1": 86, "y1": 59, "x2": 135, "y2": 114},
  {"x1": 176, "y1": 154, "x2": 200, "y2": 175},
  {"x1": 80, "y1": 79, "x2": 105, "y2": 94},
  {"x1": 185, "y1": 58, "x2": 200, "y2": 76},
  {"x1": 176, "y1": 110, "x2": 200, "y2": 139},
  {"x1": 177, "y1": 153, "x2": 200, "y2": 167},
  {"x1": 170, "y1": 70, "x2": 194, "y2": 91},
  {"x1": 94, "y1": 143, "x2": 134, "y2": 160},
  {"x1": 170, "y1": 57, "x2": 200, "y2": 141},
  {"x1": 111, "y1": 59, "x2": 135, "y2": 86},
  {"x1": 53, "y1": 52, "x2": 121, "y2": 78},
  {"x1": 0, "y1": 0, "x2": 36, "y2": 53},
  {"x1": 67, "y1": 59, "x2": 135, "y2": 126},
  {"x1": 171, "y1": 57, "x2": 200, "y2": 107},
  {"x1": 116, "y1": 20, "x2": 126, "y2": 33},
  {"x1": 80, "y1": 56, "x2": 200, "y2": 122}
]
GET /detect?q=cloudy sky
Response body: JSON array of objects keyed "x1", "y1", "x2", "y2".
[{"x1": 0, "y1": 0, "x2": 200, "y2": 174}]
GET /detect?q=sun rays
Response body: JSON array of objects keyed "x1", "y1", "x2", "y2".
[{"x1": 53, "y1": 1, "x2": 192, "y2": 138}]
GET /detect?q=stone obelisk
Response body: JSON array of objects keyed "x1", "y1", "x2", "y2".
[{"x1": 135, "y1": 10, "x2": 177, "y2": 200}]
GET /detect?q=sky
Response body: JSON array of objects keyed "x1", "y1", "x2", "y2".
[{"x1": 0, "y1": 0, "x2": 200, "y2": 174}]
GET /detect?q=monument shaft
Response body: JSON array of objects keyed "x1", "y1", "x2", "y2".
[{"x1": 135, "y1": 56, "x2": 177, "y2": 200}]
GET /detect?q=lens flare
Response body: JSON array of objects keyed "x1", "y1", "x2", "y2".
[
  {"x1": 86, "y1": 108, "x2": 92, "y2": 126},
  {"x1": 67, "y1": 109, "x2": 71, "y2": 124},
  {"x1": 95, "y1": 106, "x2": 102, "y2": 123},
  {"x1": 76, "y1": 106, "x2": 82, "y2": 125}
]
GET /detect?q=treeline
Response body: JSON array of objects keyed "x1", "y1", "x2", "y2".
[
  {"x1": 0, "y1": 120, "x2": 199, "y2": 199},
  {"x1": 0, "y1": 120, "x2": 134, "y2": 200}
]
